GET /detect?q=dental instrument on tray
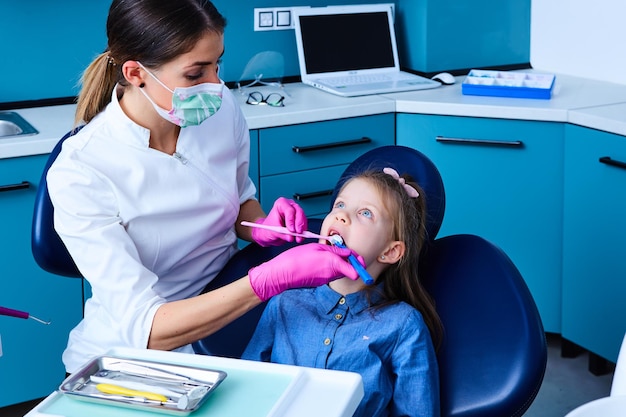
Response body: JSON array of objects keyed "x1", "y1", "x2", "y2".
[
  {"x1": 95, "y1": 383, "x2": 169, "y2": 403},
  {"x1": 94, "y1": 383, "x2": 191, "y2": 409},
  {"x1": 0, "y1": 305, "x2": 50, "y2": 325},
  {"x1": 105, "y1": 360, "x2": 214, "y2": 386},
  {"x1": 241, "y1": 221, "x2": 374, "y2": 285},
  {"x1": 88, "y1": 391, "x2": 179, "y2": 408},
  {"x1": 90, "y1": 374, "x2": 208, "y2": 409},
  {"x1": 90, "y1": 375, "x2": 184, "y2": 398}
]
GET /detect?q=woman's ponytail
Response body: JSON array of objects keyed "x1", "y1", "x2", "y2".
[{"x1": 74, "y1": 52, "x2": 119, "y2": 126}]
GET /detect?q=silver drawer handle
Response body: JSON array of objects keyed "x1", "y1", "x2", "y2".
[{"x1": 436, "y1": 136, "x2": 524, "y2": 147}]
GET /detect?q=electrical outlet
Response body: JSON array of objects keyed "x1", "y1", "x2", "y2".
[{"x1": 254, "y1": 6, "x2": 310, "y2": 31}]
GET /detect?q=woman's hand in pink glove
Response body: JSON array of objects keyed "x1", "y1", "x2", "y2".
[
  {"x1": 251, "y1": 197, "x2": 307, "y2": 247},
  {"x1": 248, "y1": 243, "x2": 364, "y2": 301}
]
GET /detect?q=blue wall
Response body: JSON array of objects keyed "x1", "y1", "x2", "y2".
[
  {"x1": 1, "y1": 1, "x2": 110, "y2": 103},
  {"x1": 1, "y1": 0, "x2": 530, "y2": 105},
  {"x1": 0, "y1": 0, "x2": 375, "y2": 104}
]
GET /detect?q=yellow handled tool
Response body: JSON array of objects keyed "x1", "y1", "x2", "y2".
[{"x1": 96, "y1": 383, "x2": 169, "y2": 403}]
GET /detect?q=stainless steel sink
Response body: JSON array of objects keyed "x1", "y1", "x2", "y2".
[{"x1": 0, "y1": 111, "x2": 39, "y2": 138}]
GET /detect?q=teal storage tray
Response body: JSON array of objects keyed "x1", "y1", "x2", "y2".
[{"x1": 462, "y1": 70, "x2": 556, "y2": 99}]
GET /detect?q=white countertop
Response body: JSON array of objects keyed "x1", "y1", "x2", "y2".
[
  {"x1": 2, "y1": 72, "x2": 626, "y2": 160},
  {"x1": 0, "y1": 105, "x2": 76, "y2": 159},
  {"x1": 568, "y1": 102, "x2": 626, "y2": 137},
  {"x1": 383, "y1": 73, "x2": 626, "y2": 123},
  {"x1": 235, "y1": 83, "x2": 395, "y2": 130}
]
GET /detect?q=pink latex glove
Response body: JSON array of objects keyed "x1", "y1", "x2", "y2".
[
  {"x1": 251, "y1": 197, "x2": 308, "y2": 247},
  {"x1": 248, "y1": 243, "x2": 364, "y2": 301}
]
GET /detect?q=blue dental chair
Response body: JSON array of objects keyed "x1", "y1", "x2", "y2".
[
  {"x1": 192, "y1": 145, "x2": 547, "y2": 417},
  {"x1": 32, "y1": 128, "x2": 83, "y2": 278},
  {"x1": 32, "y1": 139, "x2": 547, "y2": 417}
]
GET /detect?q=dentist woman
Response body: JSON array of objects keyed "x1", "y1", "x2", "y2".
[{"x1": 47, "y1": 0, "x2": 359, "y2": 374}]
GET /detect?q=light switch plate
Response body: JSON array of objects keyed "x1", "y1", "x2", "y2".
[
  {"x1": 276, "y1": 10, "x2": 291, "y2": 27},
  {"x1": 254, "y1": 6, "x2": 310, "y2": 31},
  {"x1": 259, "y1": 11, "x2": 273, "y2": 28}
]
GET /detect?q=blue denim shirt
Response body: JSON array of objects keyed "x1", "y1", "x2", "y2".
[{"x1": 242, "y1": 284, "x2": 440, "y2": 417}]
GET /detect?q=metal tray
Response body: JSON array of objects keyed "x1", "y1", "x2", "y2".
[{"x1": 59, "y1": 355, "x2": 227, "y2": 415}]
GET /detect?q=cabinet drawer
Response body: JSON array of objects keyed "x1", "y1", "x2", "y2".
[
  {"x1": 259, "y1": 114, "x2": 394, "y2": 176},
  {"x1": 260, "y1": 165, "x2": 348, "y2": 218}
]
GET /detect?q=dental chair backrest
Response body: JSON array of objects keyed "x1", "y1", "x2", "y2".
[
  {"x1": 194, "y1": 145, "x2": 547, "y2": 417},
  {"x1": 32, "y1": 128, "x2": 83, "y2": 278},
  {"x1": 331, "y1": 145, "x2": 446, "y2": 243}
]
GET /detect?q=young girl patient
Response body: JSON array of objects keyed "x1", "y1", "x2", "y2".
[{"x1": 242, "y1": 168, "x2": 443, "y2": 417}]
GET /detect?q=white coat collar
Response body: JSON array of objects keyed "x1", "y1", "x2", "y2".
[{"x1": 107, "y1": 84, "x2": 152, "y2": 149}]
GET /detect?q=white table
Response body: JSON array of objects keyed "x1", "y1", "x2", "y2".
[
  {"x1": 565, "y1": 395, "x2": 626, "y2": 417},
  {"x1": 25, "y1": 347, "x2": 363, "y2": 417}
]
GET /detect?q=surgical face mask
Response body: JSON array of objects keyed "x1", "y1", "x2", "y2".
[{"x1": 138, "y1": 62, "x2": 223, "y2": 128}]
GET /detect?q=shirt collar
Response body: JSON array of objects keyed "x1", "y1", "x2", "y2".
[
  {"x1": 315, "y1": 283, "x2": 385, "y2": 316},
  {"x1": 107, "y1": 85, "x2": 152, "y2": 148}
]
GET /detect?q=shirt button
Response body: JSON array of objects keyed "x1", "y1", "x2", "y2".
[
  {"x1": 335, "y1": 313, "x2": 343, "y2": 320},
  {"x1": 339, "y1": 297, "x2": 346, "y2": 305},
  {"x1": 324, "y1": 338, "x2": 331, "y2": 346}
]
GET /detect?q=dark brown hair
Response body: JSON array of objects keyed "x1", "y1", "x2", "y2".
[{"x1": 75, "y1": 0, "x2": 226, "y2": 125}]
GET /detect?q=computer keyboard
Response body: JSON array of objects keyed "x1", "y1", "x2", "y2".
[
  {"x1": 324, "y1": 73, "x2": 431, "y2": 87},
  {"x1": 324, "y1": 74, "x2": 393, "y2": 86}
]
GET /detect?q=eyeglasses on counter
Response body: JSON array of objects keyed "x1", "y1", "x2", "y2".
[{"x1": 245, "y1": 91, "x2": 285, "y2": 107}]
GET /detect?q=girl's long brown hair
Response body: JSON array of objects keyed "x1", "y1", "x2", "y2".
[{"x1": 344, "y1": 170, "x2": 443, "y2": 349}]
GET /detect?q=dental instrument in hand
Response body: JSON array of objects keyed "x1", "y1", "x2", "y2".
[
  {"x1": 328, "y1": 235, "x2": 375, "y2": 285},
  {"x1": 242, "y1": 221, "x2": 374, "y2": 285},
  {"x1": 241, "y1": 221, "x2": 330, "y2": 241},
  {"x1": 0, "y1": 306, "x2": 50, "y2": 325}
]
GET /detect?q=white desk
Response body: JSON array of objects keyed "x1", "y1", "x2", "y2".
[
  {"x1": 565, "y1": 395, "x2": 626, "y2": 416},
  {"x1": 25, "y1": 348, "x2": 363, "y2": 417}
]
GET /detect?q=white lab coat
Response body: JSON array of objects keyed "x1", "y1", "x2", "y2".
[{"x1": 47, "y1": 86, "x2": 257, "y2": 372}]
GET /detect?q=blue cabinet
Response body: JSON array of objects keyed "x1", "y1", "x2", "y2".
[
  {"x1": 258, "y1": 114, "x2": 395, "y2": 218},
  {"x1": 397, "y1": 114, "x2": 564, "y2": 333},
  {"x1": 562, "y1": 125, "x2": 626, "y2": 363},
  {"x1": 0, "y1": 155, "x2": 83, "y2": 407}
]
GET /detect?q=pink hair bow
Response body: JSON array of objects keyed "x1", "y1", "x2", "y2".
[{"x1": 383, "y1": 167, "x2": 419, "y2": 198}]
